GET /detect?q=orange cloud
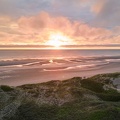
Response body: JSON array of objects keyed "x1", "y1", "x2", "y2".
[
  {"x1": 0, "y1": 11, "x2": 120, "y2": 45},
  {"x1": 18, "y1": 12, "x2": 114, "y2": 44}
]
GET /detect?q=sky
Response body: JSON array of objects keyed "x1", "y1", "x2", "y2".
[{"x1": 0, "y1": 0, "x2": 120, "y2": 46}]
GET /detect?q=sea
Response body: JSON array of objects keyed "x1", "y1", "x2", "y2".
[{"x1": 0, "y1": 49, "x2": 120, "y2": 86}]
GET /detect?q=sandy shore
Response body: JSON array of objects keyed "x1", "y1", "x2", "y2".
[{"x1": 0, "y1": 61, "x2": 120, "y2": 86}]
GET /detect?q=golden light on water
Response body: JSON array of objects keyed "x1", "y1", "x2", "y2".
[{"x1": 49, "y1": 59, "x2": 53, "y2": 63}]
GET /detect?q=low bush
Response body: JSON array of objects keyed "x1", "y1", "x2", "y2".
[
  {"x1": 81, "y1": 79, "x2": 104, "y2": 93},
  {"x1": 0, "y1": 85, "x2": 14, "y2": 92}
]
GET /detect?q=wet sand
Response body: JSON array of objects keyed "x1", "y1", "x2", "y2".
[{"x1": 0, "y1": 62, "x2": 120, "y2": 86}]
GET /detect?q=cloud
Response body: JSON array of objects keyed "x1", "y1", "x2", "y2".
[
  {"x1": 0, "y1": 0, "x2": 119, "y2": 29},
  {"x1": 0, "y1": 0, "x2": 93, "y2": 23},
  {"x1": 0, "y1": 0, "x2": 54, "y2": 17},
  {"x1": 0, "y1": 11, "x2": 119, "y2": 45},
  {"x1": 92, "y1": 0, "x2": 120, "y2": 27},
  {"x1": 0, "y1": 0, "x2": 120, "y2": 46}
]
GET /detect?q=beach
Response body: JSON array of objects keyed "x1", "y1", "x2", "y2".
[{"x1": 0, "y1": 49, "x2": 120, "y2": 86}]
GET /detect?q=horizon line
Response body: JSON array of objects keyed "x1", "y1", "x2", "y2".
[{"x1": 0, "y1": 44, "x2": 120, "y2": 50}]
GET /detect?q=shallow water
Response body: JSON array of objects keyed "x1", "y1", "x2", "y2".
[{"x1": 0, "y1": 49, "x2": 120, "y2": 86}]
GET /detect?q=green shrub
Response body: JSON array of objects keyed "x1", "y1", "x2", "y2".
[
  {"x1": 0, "y1": 85, "x2": 14, "y2": 92},
  {"x1": 81, "y1": 79, "x2": 104, "y2": 93},
  {"x1": 97, "y1": 93, "x2": 120, "y2": 102},
  {"x1": 96, "y1": 89, "x2": 120, "y2": 101},
  {"x1": 87, "y1": 108, "x2": 120, "y2": 120},
  {"x1": 13, "y1": 101, "x2": 58, "y2": 120},
  {"x1": 102, "y1": 73, "x2": 120, "y2": 78}
]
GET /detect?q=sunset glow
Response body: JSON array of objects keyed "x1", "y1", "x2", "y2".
[
  {"x1": 46, "y1": 33, "x2": 72, "y2": 48},
  {"x1": 1, "y1": 1, "x2": 120, "y2": 119},
  {"x1": 0, "y1": 0, "x2": 120, "y2": 49}
]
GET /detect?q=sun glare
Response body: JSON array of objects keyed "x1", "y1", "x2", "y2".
[{"x1": 47, "y1": 33, "x2": 71, "y2": 48}]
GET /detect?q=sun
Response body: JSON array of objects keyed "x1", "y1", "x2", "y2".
[
  {"x1": 47, "y1": 32, "x2": 71, "y2": 48},
  {"x1": 47, "y1": 37, "x2": 62, "y2": 47}
]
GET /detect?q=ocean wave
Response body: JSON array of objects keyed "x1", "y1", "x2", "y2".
[
  {"x1": 105, "y1": 59, "x2": 120, "y2": 62},
  {"x1": 0, "y1": 56, "x2": 120, "y2": 68},
  {"x1": 42, "y1": 61, "x2": 110, "y2": 72},
  {"x1": 0, "y1": 59, "x2": 40, "y2": 66},
  {"x1": 0, "y1": 58, "x2": 70, "y2": 67},
  {"x1": 0, "y1": 75, "x2": 11, "y2": 79}
]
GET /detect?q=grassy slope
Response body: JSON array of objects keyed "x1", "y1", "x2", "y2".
[{"x1": 0, "y1": 72, "x2": 120, "y2": 120}]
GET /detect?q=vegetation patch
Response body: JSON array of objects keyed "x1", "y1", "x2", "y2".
[
  {"x1": 1, "y1": 73, "x2": 120, "y2": 120},
  {"x1": 87, "y1": 108, "x2": 120, "y2": 120},
  {"x1": 81, "y1": 79, "x2": 104, "y2": 93},
  {"x1": 97, "y1": 93, "x2": 120, "y2": 102},
  {"x1": 0, "y1": 85, "x2": 14, "y2": 92}
]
